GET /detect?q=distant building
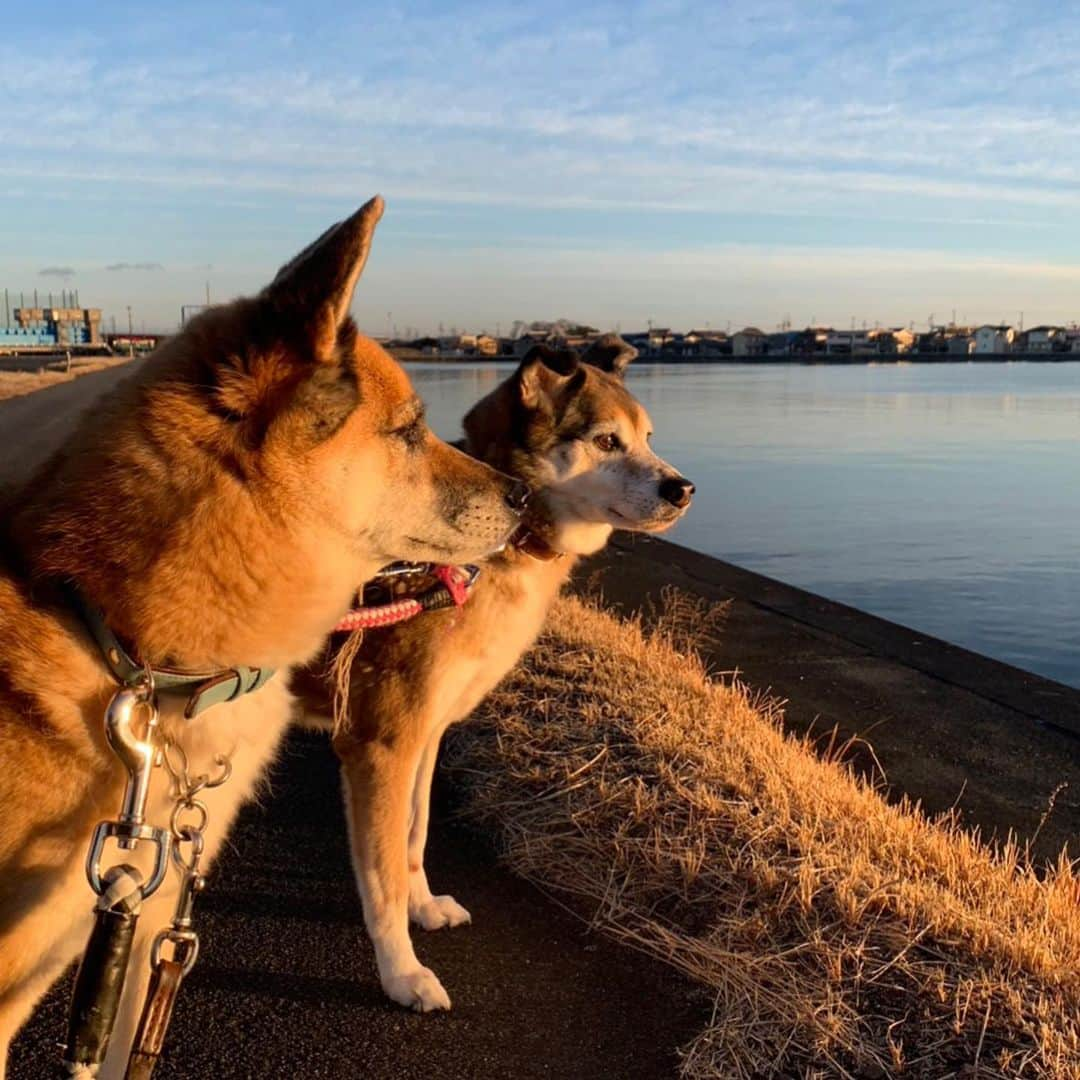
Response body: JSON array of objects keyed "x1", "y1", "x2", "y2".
[
  {"x1": 475, "y1": 333, "x2": 499, "y2": 357},
  {"x1": 0, "y1": 305, "x2": 102, "y2": 353},
  {"x1": 1022, "y1": 326, "x2": 1065, "y2": 352},
  {"x1": 868, "y1": 328, "x2": 916, "y2": 355},
  {"x1": 765, "y1": 330, "x2": 813, "y2": 357},
  {"x1": 973, "y1": 325, "x2": 1016, "y2": 354},
  {"x1": 824, "y1": 329, "x2": 877, "y2": 357},
  {"x1": 945, "y1": 328, "x2": 974, "y2": 356},
  {"x1": 678, "y1": 330, "x2": 730, "y2": 359},
  {"x1": 732, "y1": 327, "x2": 766, "y2": 357}
]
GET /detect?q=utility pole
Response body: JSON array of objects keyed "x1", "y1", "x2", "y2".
[
  {"x1": 127, "y1": 306, "x2": 134, "y2": 357},
  {"x1": 205, "y1": 281, "x2": 211, "y2": 306}
]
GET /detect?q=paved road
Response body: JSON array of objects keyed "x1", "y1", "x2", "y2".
[
  {"x1": 2, "y1": 367, "x2": 700, "y2": 1078},
  {"x1": 10, "y1": 732, "x2": 699, "y2": 1079},
  {"x1": 0, "y1": 359, "x2": 143, "y2": 487}
]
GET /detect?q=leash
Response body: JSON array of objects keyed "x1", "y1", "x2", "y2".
[
  {"x1": 125, "y1": 741, "x2": 230, "y2": 1079},
  {"x1": 60, "y1": 586, "x2": 268, "y2": 1077},
  {"x1": 62, "y1": 681, "x2": 170, "y2": 1077}
]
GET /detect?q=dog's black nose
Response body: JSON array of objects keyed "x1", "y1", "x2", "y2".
[
  {"x1": 659, "y1": 476, "x2": 694, "y2": 509},
  {"x1": 505, "y1": 481, "x2": 531, "y2": 513}
]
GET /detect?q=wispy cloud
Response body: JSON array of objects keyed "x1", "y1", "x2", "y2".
[
  {"x1": 5, "y1": 1, "x2": 1080, "y2": 329},
  {"x1": 38, "y1": 266, "x2": 75, "y2": 278}
]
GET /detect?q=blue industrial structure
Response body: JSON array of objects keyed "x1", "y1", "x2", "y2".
[{"x1": 0, "y1": 288, "x2": 103, "y2": 353}]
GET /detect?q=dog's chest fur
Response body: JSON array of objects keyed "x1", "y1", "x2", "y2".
[{"x1": 429, "y1": 554, "x2": 574, "y2": 726}]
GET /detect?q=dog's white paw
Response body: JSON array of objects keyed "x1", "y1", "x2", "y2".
[
  {"x1": 410, "y1": 894, "x2": 472, "y2": 931},
  {"x1": 382, "y1": 965, "x2": 452, "y2": 1012}
]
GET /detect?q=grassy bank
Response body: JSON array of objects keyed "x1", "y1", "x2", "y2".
[
  {"x1": 445, "y1": 593, "x2": 1080, "y2": 1078},
  {"x1": 0, "y1": 358, "x2": 127, "y2": 402}
]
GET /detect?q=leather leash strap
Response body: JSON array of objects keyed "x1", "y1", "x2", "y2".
[{"x1": 124, "y1": 959, "x2": 184, "y2": 1080}]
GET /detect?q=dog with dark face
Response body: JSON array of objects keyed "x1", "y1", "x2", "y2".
[
  {"x1": 0, "y1": 197, "x2": 523, "y2": 1076},
  {"x1": 292, "y1": 335, "x2": 693, "y2": 1012}
]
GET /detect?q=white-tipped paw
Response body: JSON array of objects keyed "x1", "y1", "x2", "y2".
[
  {"x1": 409, "y1": 894, "x2": 472, "y2": 931},
  {"x1": 383, "y1": 965, "x2": 451, "y2": 1012}
]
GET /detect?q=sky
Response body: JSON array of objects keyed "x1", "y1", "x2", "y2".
[{"x1": 5, "y1": 1, "x2": 1080, "y2": 334}]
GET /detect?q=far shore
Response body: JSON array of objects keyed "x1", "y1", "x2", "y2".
[{"x1": 389, "y1": 347, "x2": 1080, "y2": 366}]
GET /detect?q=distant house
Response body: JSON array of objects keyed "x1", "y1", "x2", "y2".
[
  {"x1": 680, "y1": 330, "x2": 730, "y2": 359},
  {"x1": 732, "y1": 327, "x2": 766, "y2": 357},
  {"x1": 765, "y1": 330, "x2": 809, "y2": 357},
  {"x1": 945, "y1": 328, "x2": 974, "y2": 356},
  {"x1": 475, "y1": 334, "x2": 499, "y2": 357},
  {"x1": 647, "y1": 327, "x2": 676, "y2": 352},
  {"x1": 868, "y1": 328, "x2": 916, "y2": 355},
  {"x1": 973, "y1": 325, "x2": 1016, "y2": 354},
  {"x1": 915, "y1": 330, "x2": 941, "y2": 354},
  {"x1": 1022, "y1": 326, "x2": 1065, "y2": 352},
  {"x1": 824, "y1": 329, "x2": 876, "y2": 357},
  {"x1": 512, "y1": 329, "x2": 551, "y2": 357}
]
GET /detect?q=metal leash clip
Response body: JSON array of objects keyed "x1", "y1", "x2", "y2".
[
  {"x1": 62, "y1": 679, "x2": 171, "y2": 1077},
  {"x1": 86, "y1": 683, "x2": 170, "y2": 895}
]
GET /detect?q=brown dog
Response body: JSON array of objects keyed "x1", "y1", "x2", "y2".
[
  {"x1": 292, "y1": 337, "x2": 693, "y2": 1012},
  {"x1": 0, "y1": 197, "x2": 523, "y2": 1076}
]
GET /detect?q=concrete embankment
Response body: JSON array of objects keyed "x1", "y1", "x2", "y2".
[
  {"x1": 591, "y1": 533, "x2": 1080, "y2": 864},
  {"x1": 4, "y1": 364, "x2": 1079, "y2": 1076}
]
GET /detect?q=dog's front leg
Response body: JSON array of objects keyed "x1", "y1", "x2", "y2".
[
  {"x1": 407, "y1": 725, "x2": 471, "y2": 932},
  {"x1": 336, "y1": 734, "x2": 451, "y2": 1012}
]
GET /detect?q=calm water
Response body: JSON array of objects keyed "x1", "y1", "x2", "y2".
[{"x1": 408, "y1": 361, "x2": 1080, "y2": 688}]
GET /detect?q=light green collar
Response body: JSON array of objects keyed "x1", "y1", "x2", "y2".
[{"x1": 70, "y1": 587, "x2": 275, "y2": 719}]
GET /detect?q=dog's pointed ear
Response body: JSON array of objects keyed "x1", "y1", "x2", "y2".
[
  {"x1": 580, "y1": 333, "x2": 636, "y2": 377},
  {"x1": 264, "y1": 195, "x2": 385, "y2": 362},
  {"x1": 518, "y1": 345, "x2": 582, "y2": 409}
]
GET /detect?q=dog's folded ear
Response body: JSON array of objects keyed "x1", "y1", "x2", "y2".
[
  {"x1": 263, "y1": 195, "x2": 385, "y2": 364},
  {"x1": 518, "y1": 345, "x2": 582, "y2": 409},
  {"x1": 579, "y1": 333, "x2": 637, "y2": 377}
]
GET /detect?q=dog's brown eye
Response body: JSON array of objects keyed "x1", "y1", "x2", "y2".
[
  {"x1": 593, "y1": 432, "x2": 621, "y2": 452},
  {"x1": 395, "y1": 420, "x2": 425, "y2": 449}
]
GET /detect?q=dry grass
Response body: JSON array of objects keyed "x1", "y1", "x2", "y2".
[
  {"x1": 0, "y1": 358, "x2": 124, "y2": 401},
  {"x1": 444, "y1": 592, "x2": 1080, "y2": 1078}
]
